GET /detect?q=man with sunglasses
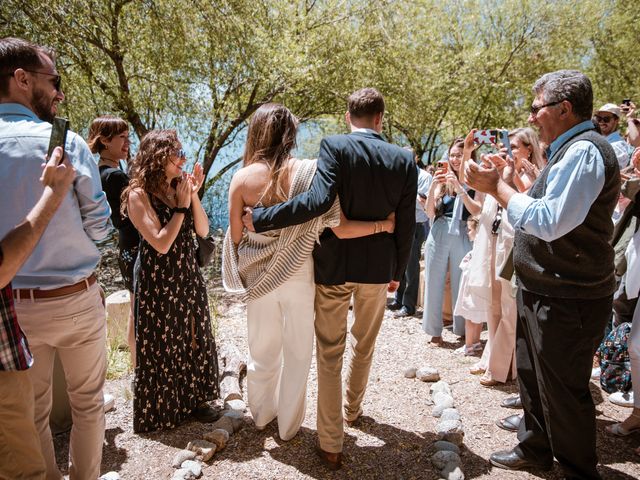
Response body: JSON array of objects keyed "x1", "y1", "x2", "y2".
[
  {"x1": 594, "y1": 103, "x2": 632, "y2": 170},
  {"x1": 467, "y1": 70, "x2": 620, "y2": 480},
  {"x1": 0, "y1": 37, "x2": 111, "y2": 479}
]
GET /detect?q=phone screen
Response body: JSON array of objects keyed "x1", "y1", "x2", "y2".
[{"x1": 47, "y1": 117, "x2": 70, "y2": 164}]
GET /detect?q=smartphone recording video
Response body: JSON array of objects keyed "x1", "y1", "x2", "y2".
[
  {"x1": 47, "y1": 117, "x2": 70, "y2": 165},
  {"x1": 436, "y1": 161, "x2": 448, "y2": 175},
  {"x1": 473, "y1": 129, "x2": 499, "y2": 146}
]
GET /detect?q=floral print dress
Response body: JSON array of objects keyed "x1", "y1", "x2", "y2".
[{"x1": 133, "y1": 198, "x2": 219, "y2": 433}]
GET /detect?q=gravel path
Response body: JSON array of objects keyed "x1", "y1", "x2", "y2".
[{"x1": 52, "y1": 262, "x2": 640, "y2": 479}]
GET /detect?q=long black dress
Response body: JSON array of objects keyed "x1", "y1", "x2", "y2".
[{"x1": 133, "y1": 198, "x2": 219, "y2": 433}]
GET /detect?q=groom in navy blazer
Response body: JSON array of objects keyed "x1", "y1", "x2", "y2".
[{"x1": 243, "y1": 88, "x2": 417, "y2": 469}]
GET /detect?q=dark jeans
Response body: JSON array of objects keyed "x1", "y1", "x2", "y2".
[
  {"x1": 394, "y1": 221, "x2": 428, "y2": 314},
  {"x1": 514, "y1": 288, "x2": 611, "y2": 480}
]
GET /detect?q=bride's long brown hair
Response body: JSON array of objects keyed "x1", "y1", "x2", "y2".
[{"x1": 243, "y1": 103, "x2": 298, "y2": 206}]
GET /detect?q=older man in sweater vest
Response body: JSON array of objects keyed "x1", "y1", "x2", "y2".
[{"x1": 467, "y1": 70, "x2": 620, "y2": 480}]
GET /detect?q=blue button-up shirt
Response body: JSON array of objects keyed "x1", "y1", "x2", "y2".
[
  {"x1": 607, "y1": 131, "x2": 631, "y2": 170},
  {"x1": 0, "y1": 104, "x2": 111, "y2": 289},
  {"x1": 507, "y1": 120, "x2": 606, "y2": 242}
]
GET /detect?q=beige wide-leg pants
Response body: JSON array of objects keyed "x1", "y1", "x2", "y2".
[
  {"x1": 315, "y1": 282, "x2": 387, "y2": 453},
  {"x1": 246, "y1": 258, "x2": 315, "y2": 441},
  {"x1": 14, "y1": 282, "x2": 106, "y2": 480}
]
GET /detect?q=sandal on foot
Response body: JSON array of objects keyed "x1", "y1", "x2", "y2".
[
  {"x1": 496, "y1": 414, "x2": 522, "y2": 432},
  {"x1": 606, "y1": 422, "x2": 640, "y2": 436}
]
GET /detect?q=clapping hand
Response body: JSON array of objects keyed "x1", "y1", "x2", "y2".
[
  {"x1": 520, "y1": 158, "x2": 540, "y2": 179},
  {"x1": 175, "y1": 175, "x2": 192, "y2": 209},
  {"x1": 445, "y1": 171, "x2": 464, "y2": 194},
  {"x1": 187, "y1": 163, "x2": 205, "y2": 196},
  {"x1": 41, "y1": 146, "x2": 76, "y2": 195},
  {"x1": 465, "y1": 156, "x2": 500, "y2": 195}
]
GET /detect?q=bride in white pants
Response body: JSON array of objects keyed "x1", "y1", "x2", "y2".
[{"x1": 222, "y1": 103, "x2": 394, "y2": 440}]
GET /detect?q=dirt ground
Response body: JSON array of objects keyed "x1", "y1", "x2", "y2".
[{"x1": 47, "y1": 248, "x2": 640, "y2": 479}]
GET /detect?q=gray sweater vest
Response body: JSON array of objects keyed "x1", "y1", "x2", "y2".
[{"x1": 513, "y1": 128, "x2": 620, "y2": 299}]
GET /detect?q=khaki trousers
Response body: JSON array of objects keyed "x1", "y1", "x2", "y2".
[
  {"x1": 315, "y1": 282, "x2": 387, "y2": 453},
  {"x1": 0, "y1": 370, "x2": 46, "y2": 480},
  {"x1": 14, "y1": 283, "x2": 106, "y2": 480}
]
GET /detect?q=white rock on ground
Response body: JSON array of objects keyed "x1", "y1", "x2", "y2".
[
  {"x1": 439, "y1": 408, "x2": 460, "y2": 422},
  {"x1": 432, "y1": 392, "x2": 455, "y2": 417},
  {"x1": 180, "y1": 460, "x2": 202, "y2": 478},
  {"x1": 436, "y1": 419, "x2": 465, "y2": 446},
  {"x1": 430, "y1": 380, "x2": 452, "y2": 396},
  {"x1": 441, "y1": 464, "x2": 465, "y2": 480},
  {"x1": 171, "y1": 468, "x2": 196, "y2": 480},
  {"x1": 404, "y1": 367, "x2": 417, "y2": 378},
  {"x1": 224, "y1": 399, "x2": 246, "y2": 412},
  {"x1": 186, "y1": 440, "x2": 217, "y2": 462},
  {"x1": 222, "y1": 410, "x2": 245, "y2": 432},
  {"x1": 416, "y1": 366, "x2": 440, "y2": 382},
  {"x1": 172, "y1": 449, "x2": 197, "y2": 468},
  {"x1": 99, "y1": 472, "x2": 120, "y2": 480}
]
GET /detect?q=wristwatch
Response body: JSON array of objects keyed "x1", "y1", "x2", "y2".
[{"x1": 173, "y1": 207, "x2": 190, "y2": 214}]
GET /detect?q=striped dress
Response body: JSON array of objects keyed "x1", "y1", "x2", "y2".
[{"x1": 222, "y1": 159, "x2": 340, "y2": 301}]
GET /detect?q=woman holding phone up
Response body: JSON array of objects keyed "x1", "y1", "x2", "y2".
[
  {"x1": 422, "y1": 137, "x2": 483, "y2": 346},
  {"x1": 123, "y1": 130, "x2": 219, "y2": 433}
]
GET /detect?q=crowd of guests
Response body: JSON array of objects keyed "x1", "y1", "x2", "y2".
[{"x1": 1, "y1": 34, "x2": 639, "y2": 480}]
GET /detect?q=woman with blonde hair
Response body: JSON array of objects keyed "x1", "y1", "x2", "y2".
[
  {"x1": 456, "y1": 127, "x2": 544, "y2": 386},
  {"x1": 123, "y1": 130, "x2": 219, "y2": 433},
  {"x1": 87, "y1": 115, "x2": 139, "y2": 367},
  {"x1": 509, "y1": 127, "x2": 546, "y2": 192},
  {"x1": 223, "y1": 103, "x2": 394, "y2": 440}
]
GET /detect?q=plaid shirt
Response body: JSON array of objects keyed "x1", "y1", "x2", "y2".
[{"x1": 0, "y1": 246, "x2": 33, "y2": 371}]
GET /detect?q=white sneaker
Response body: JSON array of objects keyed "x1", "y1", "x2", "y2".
[
  {"x1": 609, "y1": 391, "x2": 635, "y2": 408},
  {"x1": 104, "y1": 393, "x2": 115, "y2": 413},
  {"x1": 591, "y1": 366, "x2": 601, "y2": 380}
]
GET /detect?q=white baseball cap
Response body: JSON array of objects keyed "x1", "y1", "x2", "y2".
[{"x1": 595, "y1": 103, "x2": 621, "y2": 118}]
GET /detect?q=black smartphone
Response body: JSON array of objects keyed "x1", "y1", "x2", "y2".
[{"x1": 47, "y1": 117, "x2": 69, "y2": 164}]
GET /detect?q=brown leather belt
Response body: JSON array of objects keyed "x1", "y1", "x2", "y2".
[{"x1": 13, "y1": 274, "x2": 97, "y2": 300}]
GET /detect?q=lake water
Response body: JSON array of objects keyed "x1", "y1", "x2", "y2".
[{"x1": 200, "y1": 119, "x2": 343, "y2": 231}]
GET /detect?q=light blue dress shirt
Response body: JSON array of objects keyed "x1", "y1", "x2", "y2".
[
  {"x1": 0, "y1": 103, "x2": 112, "y2": 289},
  {"x1": 416, "y1": 169, "x2": 432, "y2": 223},
  {"x1": 607, "y1": 131, "x2": 631, "y2": 170},
  {"x1": 507, "y1": 120, "x2": 606, "y2": 242}
]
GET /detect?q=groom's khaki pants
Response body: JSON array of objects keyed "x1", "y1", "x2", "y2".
[{"x1": 315, "y1": 282, "x2": 387, "y2": 453}]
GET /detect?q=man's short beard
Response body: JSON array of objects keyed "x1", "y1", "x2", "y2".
[{"x1": 31, "y1": 87, "x2": 55, "y2": 123}]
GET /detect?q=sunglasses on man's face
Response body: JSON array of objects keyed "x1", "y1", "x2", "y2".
[
  {"x1": 6, "y1": 69, "x2": 63, "y2": 92},
  {"x1": 595, "y1": 115, "x2": 615, "y2": 124}
]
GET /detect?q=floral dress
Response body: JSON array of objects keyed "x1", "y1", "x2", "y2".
[{"x1": 133, "y1": 198, "x2": 219, "y2": 433}]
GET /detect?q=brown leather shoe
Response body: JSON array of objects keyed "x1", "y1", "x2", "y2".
[{"x1": 316, "y1": 444, "x2": 342, "y2": 470}]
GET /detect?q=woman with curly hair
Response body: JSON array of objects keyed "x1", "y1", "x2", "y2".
[
  {"x1": 123, "y1": 130, "x2": 219, "y2": 433},
  {"x1": 87, "y1": 115, "x2": 139, "y2": 367},
  {"x1": 222, "y1": 103, "x2": 394, "y2": 441}
]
